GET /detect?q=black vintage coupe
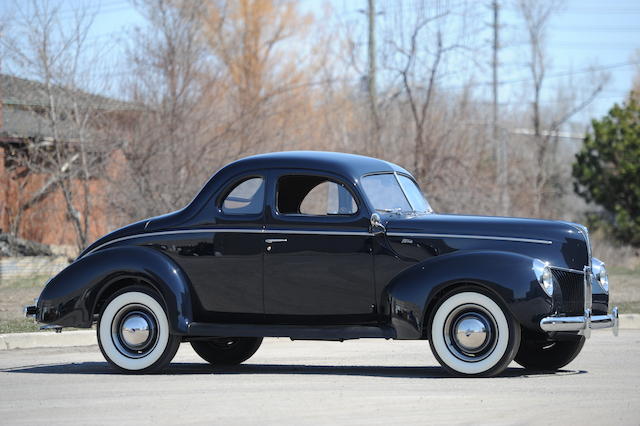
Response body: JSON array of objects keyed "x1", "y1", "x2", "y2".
[{"x1": 25, "y1": 151, "x2": 618, "y2": 376}]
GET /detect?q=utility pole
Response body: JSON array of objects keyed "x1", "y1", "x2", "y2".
[
  {"x1": 491, "y1": 0, "x2": 509, "y2": 215},
  {"x1": 492, "y1": 1, "x2": 498, "y2": 144},
  {"x1": 367, "y1": 0, "x2": 381, "y2": 157}
]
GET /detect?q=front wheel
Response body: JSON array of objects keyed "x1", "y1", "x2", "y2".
[
  {"x1": 428, "y1": 290, "x2": 521, "y2": 377},
  {"x1": 514, "y1": 336, "x2": 585, "y2": 371},
  {"x1": 97, "y1": 287, "x2": 181, "y2": 373},
  {"x1": 191, "y1": 337, "x2": 263, "y2": 366}
]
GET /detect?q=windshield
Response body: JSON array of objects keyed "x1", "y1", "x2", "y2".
[{"x1": 361, "y1": 173, "x2": 432, "y2": 214}]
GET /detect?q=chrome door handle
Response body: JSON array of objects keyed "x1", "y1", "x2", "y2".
[{"x1": 265, "y1": 238, "x2": 287, "y2": 243}]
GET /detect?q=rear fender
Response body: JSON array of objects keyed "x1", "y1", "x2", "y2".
[
  {"x1": 37, "y1": 246, "x2": 193, "y2": 334},
  {"x1": 382, "y1": 250, "x2": 551, "y2": 339}
]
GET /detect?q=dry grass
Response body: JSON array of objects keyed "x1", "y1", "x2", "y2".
[
  {"x1": 0, "y1": 274, "x2": 49, "y2": 334},
  {"x1": 590, "y1": 232, "x2": 640, "y2": 270},
  {"x1": 609, "y1": 267, "x2": 640, "y2": 314},
  {"x1": 589, "y1": 235, "x2": 640, "y2": 313}
]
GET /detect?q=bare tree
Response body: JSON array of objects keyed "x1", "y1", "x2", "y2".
[
  {"x1": 108, "y1": 0, "x2": 217, "y2": 222},
  {"x1": 382, "y1": 2, "x2": 448, "y2": 182},
  {"x1": 517, "y1": 0, "x2": 605, "y2": 217},
  {"x1": 201, "y1": 0, "x2": 324, "y2": 157},
  {"x1": 379, "y1": 1, "x2": 486, "y2": 196},
  {"x1": 1, "y1": 0, "x2": 111, "y2": 251},
  {"x1": 109, "y1": 0, "x2": 346, "y2": 224}
]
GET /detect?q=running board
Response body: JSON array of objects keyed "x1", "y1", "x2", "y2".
[{"x1": 187, "y1": 322, "x2": 396, "y2": 341}]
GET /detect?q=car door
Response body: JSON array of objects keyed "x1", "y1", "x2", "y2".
[
  {"x1": 262, "y1": 171, "x2": 376, "y2": 322},
  {"x1": 185, "y1": 174, "x2": 266, "y2": 318}
]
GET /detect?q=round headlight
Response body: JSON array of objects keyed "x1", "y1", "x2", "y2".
[
  {"x1": 541, "y1": 266, "x2": 554, "y2": 296},
  {"x1": 592, "y1": 258, "x2": 609, "y2": 293},
  {"x1": 533, "y1": 259, "x2": 554, "y2": 297}
]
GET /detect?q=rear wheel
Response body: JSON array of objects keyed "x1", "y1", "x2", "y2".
[
  {"x1": 428, "y1": 290, "x2": 521, "y2": 377},
  {"x1": 97, "y1": 286, "x2": 181, "y2": 373},
  {"x1": 515, "y1": 336, "x2": 585, "y2": 371},
  {"x1": 191, "y1": 337, "x2": 263, "y2": 366}
]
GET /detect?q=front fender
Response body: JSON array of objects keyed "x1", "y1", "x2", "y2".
[
  {"x1": 37, "y1": 246, "x2": 193, "y2": 334},
  {"x1": 382, "y1": 250, "x2": 552, "y2": 339}
]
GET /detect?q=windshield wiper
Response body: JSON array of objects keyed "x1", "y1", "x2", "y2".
[
  {"x1": 376, "y1": 208, "x2": 433, "y2": 216},
  {"x1": 412, "y1": 209, "x2": 433, "y2": 215},
  {"x1": 376, "y1": 208, "x2": 403, "y2": 214}
]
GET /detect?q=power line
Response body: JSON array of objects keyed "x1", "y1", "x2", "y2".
[
  {"x1": 54, "y1": 0, "x2": 131, "y2": 20},
  {"x1": 445, "y1": 61, "x2": 639, "y2": 90},
  {"x1": 553, "y1": 44, "x2": 639, "y2": 51},
  {"x1": 565, "y1": 8, "x2": 640, "y2": 14},
  {"x1": 550, "y1": 26, "x2": 640, "y2": 32},
  {"x1": 496, "y1": 61, "x2": 638, "y2": 86}
]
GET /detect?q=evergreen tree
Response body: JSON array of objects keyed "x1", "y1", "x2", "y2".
[{"x1": 573, "y1": 96, "x2": 640, "y2": 246}]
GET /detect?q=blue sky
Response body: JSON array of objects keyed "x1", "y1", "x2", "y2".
[
  {"x1": 2, "y1": 0, "x2": 639, "y2": 126},
  {"x1": 502, "y1": 0, "x2": 639, "y2": 122},
  {"x1": 301, "y1": 0, "x2": 640, "y2": 126}
]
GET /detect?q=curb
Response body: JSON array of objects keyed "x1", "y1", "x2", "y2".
[
  {"x1": 0, "y1": 330, "x2": 96, "y2": 351},
  {"x1": 619, "y1": 313, "x2": 640, "y2": 330},
  {"x1": 1, "y1": 314, "x2": 639, "y2": 351}
]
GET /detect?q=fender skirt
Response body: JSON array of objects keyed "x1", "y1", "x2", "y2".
[
  {"x1": 37, "y1": 246, "x2": 194, "y2": 334},
  {"x1": 382, "y1": 250, "x2": 552, "y2": 339}
]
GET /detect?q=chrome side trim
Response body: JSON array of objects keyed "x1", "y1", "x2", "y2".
[
  {"x1": 386, "y1": 232, "x2": 552, "y2": 245},
  {"x1": 84, "y1": 228, "x2": 551, "y2": 257},
  {"x1": 84, "y1": 229, "x2": 263, "y2": 256},
  {"x1": 268, "y1": 229, "x2": 372, "y2": 236},
  {"x1": 83, "y1": 228, "x2": 372, "y2": 257}
]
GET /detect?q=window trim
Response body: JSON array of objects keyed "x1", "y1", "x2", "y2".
[
  {"x1": 395, "y1": 172, "x2": 432, "y2": 213},
  {"x1": 218, "y1": 175, "x2": 266, "y2": 216},
  {"x1": 360, "y1": 171, "x2": 430, "y2": 213},
  {"x1": 274, "y1": 173, "x2": 361, "y2": 218}
]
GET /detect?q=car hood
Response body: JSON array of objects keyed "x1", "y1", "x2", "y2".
[{"x1": 382, "y1": 213, "x2": 585, "y2": 245}]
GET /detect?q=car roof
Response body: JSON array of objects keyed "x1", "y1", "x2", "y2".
[{"x1": 225, "y1": 151, "x2": 412, "y2": 181}]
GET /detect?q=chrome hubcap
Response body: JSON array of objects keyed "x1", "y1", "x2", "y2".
[
  {"x1": 111, "y1": 305, "x2": 158, "y2": 358},
  {"x1": 444, "y1": 304, "x2": 498, "y2": 362},
  {"x1": 453, "y1": 315, "x2": 489, "y2": 352},
  {"x1": 120, "y1": 314, "x2": 151, "y2": 348}
]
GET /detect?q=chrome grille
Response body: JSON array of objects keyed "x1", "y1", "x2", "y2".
[{"x1": 551, "y1": 268, "x2": 585, "y2": 315}]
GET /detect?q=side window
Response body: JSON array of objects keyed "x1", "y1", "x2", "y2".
[
  {"x1": 222, "y1": 177, "x2": 265, "y2": 215},
  {"x1": 277, "y1": 175, "x2": 357, "y2": 216}
]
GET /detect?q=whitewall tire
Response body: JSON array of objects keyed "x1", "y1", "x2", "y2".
[
  {"x1": 428, "y1": 290, "x2": 521, "y2": 377},
  {"x1": 97, "y1": 287, "x2": 181, "y2": 373}
]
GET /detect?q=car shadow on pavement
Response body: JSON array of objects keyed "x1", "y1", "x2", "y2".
[{"x1": 2, "y1": 362, "x2": 587, "y2": 378}]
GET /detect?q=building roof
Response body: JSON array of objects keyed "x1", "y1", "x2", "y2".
[
  {"x1": 1, "y1": 74, "x2": 134, "y2": 110},
  {"x1": 0, "y1": 73, "x2": 139, "y2": 142}
]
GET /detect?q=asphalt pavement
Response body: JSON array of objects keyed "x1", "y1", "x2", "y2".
[{"x1": 1, "y1": 330, "x2": 638, "y2": 425}]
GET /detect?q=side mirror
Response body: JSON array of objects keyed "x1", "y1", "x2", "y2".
[{"x1": 370, "y1": 213, "x2": 386, "y2": 235}]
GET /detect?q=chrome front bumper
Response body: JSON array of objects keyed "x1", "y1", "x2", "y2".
[
  {"x1": 540, "y1": 306, "x2": 619, "y2": 337},
  {"x1": 539, "y1": 265, "x2": 619, "y2": 338}
]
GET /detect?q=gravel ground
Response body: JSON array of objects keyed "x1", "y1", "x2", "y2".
[{"x1": 0, "y1": 330, "x2": 638, "y2": 425}]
